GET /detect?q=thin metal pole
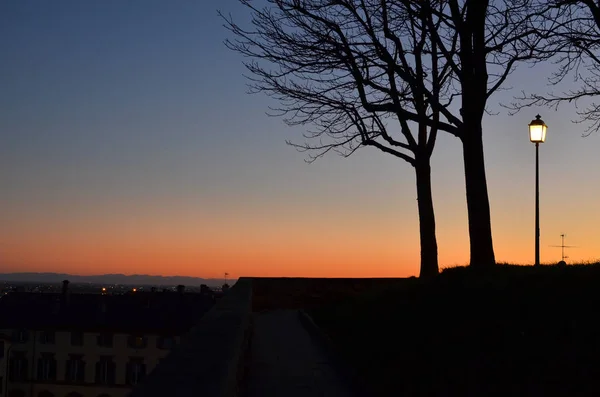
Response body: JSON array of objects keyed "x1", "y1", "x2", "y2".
[
  {"x1": 4, "y1": 343, "x2": 14, "y2": 396},
  {"x1": 30, "y1": 330, "x2": 37, "y2": 397},
  {"x1": 535, "y1": 142, "x2": 540, "y2": 266}
]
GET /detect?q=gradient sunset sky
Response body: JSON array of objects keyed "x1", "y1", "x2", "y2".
[{"x1": 1, "y1": 0, "x2": 599, "y2": 279}]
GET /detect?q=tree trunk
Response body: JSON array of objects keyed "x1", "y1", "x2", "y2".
[
  {"x1": 461, "y1": 122, "x2": 496, "y2": 268},
  {"x1": 415, "y1": 158, "x2": 439, "y2": 278},
  {"x1": 460, "y1": 0, "x2": 495, "y2": 269}
]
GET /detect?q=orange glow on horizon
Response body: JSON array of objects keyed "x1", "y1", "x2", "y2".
[
  {"x1": 1, "y1": 234, "x2": 598, "y2": 279},
  {"x1": 2, "y1": 172, "x2": 598, "y2": 279}
]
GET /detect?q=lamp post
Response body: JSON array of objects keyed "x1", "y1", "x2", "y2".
[{"x1": 528, "y1": 115, "x2": 547, "y2": 266}]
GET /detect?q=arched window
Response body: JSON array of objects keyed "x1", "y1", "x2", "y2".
[
  {"x1": 8, "y1": 390, "x2": 25, "y2": 397},
  {"x1": 38, "y1": 391, "x2": 54, "y2": 397}
]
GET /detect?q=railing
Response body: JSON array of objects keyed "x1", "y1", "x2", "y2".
[{"x1": 128, "y1": 278, "x2": 253, "y2": 397}]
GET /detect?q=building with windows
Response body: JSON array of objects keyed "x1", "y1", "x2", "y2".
[{"x1": 0, "y1": 282, "x2": 215, "y2": 397}]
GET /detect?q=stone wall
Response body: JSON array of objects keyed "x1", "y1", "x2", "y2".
[
  {"x1": 252, "y1": 277, "x2": 408, "y2": 311},
  {"x1": 128, "y1": 278, "x2": 253, "y2": 397}
]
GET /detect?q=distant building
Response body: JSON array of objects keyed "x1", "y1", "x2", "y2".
[{"x1": 0, "y1": 283, "x2": 215, "y2": 397}]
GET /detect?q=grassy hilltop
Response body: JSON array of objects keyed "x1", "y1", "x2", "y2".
[{"x1": 309, "y1": 262, "x2": 600, "y2": 397}]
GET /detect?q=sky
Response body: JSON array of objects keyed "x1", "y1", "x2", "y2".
[{"x1": 1, "y1": 0, "x2": 598, "y2": 279}]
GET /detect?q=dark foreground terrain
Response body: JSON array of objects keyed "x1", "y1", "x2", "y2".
[{"x1": 309, "y1": 263, "x2": 600, "y2": 397}]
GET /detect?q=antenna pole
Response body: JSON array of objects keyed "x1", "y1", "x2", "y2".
[{"x1": 551, "y1": 234, "x2": 575, "y2": 263}]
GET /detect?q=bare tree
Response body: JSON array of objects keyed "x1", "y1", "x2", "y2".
[
  {"x1": 510, "y1": 1, "x2": 600, "y2": 136},
  {"x1": 418, "y1": 0, "x2": 566, "y2": 268},
  {"x1": 223, "y1": 0, "x2": 558, "y2": 272},
  {"x1": 222, "y1": 0, "x2": 463, "y2": 277}
]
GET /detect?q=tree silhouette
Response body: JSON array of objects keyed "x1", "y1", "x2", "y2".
[
  {"x1": 511, "y1": 0, "x2": 600, "y2": 136},
  {"x1": 222, "y1": 0, "x2": 466, "y2": 277},
  {"x1": 419, "y1": 0, "x2": 567, "y2": 268},
  {"x1": 223, "y1": 0, "x2": 559, "y2": 272}
]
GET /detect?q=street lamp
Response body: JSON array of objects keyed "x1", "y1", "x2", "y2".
[{"x1": 528, "y1": 114, "x2": 547, "y2": 266}]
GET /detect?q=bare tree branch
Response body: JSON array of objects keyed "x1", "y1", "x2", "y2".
[
  {"x1": 508, "y1": 0, "x2": 600, "y2": 136},
  {"x1": 221, "y1": 0, "x2": 462, "y2": 166}
]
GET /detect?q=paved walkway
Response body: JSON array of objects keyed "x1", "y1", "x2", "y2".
[{"x1": 244, "y1": 309, "x2": 355, "y2": 397}]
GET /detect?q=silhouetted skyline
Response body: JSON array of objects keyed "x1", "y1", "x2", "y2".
[{"x1": 0, "y1": 272, "x2": 229, "y2": 287}]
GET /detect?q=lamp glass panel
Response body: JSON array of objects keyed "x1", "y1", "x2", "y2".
[{"x1": 529, "y1": 124, "x2": 546, "y2": 143}]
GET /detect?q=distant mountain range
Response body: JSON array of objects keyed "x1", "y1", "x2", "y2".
[{"x1": 0, "y1": 272, "x2": 233, "y2": 287}]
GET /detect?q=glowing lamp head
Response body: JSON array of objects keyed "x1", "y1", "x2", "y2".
[
  {"x1": 528, "y1": 114, "x2": 547, "y2": 143},
  {"x1": 101, "y1": 287, "x2": 106, "y2": 292},
  {"x1": 132, "y1": 288, "x2": 137, "y2": 293}
]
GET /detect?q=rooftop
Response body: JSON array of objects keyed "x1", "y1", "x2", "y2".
[{"x1": 0, "y1": 288, "x2": 217, "y2": 334}]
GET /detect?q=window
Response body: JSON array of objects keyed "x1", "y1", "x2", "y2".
[
  {"x1": 70, "y1": 332, "x2": 83, "y2": 346},
  {"x1": 8, "y1": 354, "x2": 28, "y2": 382},
  {"x1": 96, "y1": 333, "x2": 113, "y2": 348},
  {"x1": 65, "y1": 355, "x2": 85, "y2": 383},
  {"x1": 127, "y1": 335, "x2": 147, "y2": 349},
  {"x1": 37, "y1": 354, "x2": 57, "y2": 381},
  {"x1": 156, "y1": 336, "x2": 175, "y2": 350},
  {"x1": 125, "y1": 358, "x2": 146, "y2": 386},
  {"x1": 40, "y1": 331, "x2": 55, "y2": 345},
  {"x1": 95, "y1": 357, "x2": 115, "y2": 385},
  {"x1": 12, "y1": 330, "x2": 28, "y2": 344}
]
